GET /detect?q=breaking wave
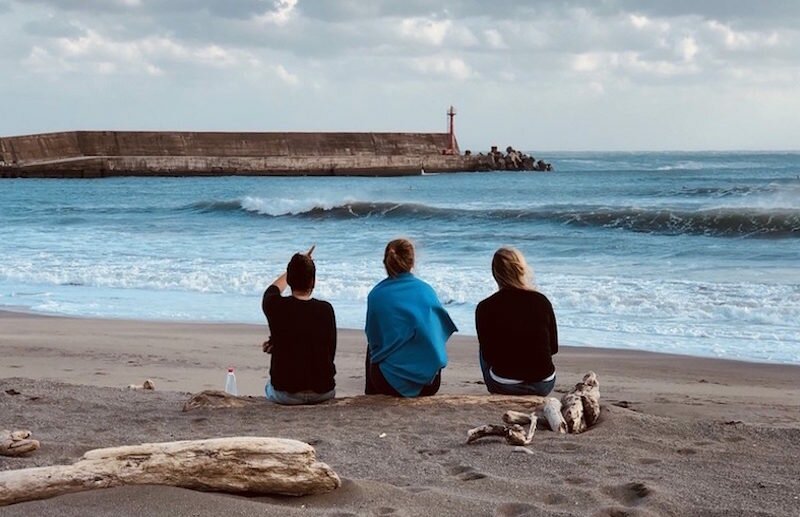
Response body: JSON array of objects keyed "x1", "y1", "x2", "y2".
[
  {"x1": 661, "y1": 182, "x2": 800, "y2": 202},
  {"x1": 184, "y1": 198, "x2": 800, "y2": 238},
  {"x1": 550, "y1": 206, "x2": 800, "y2": 237}
]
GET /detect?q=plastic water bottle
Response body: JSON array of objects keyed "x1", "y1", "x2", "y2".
[{"x1": 224, "y1": 367, "x2": 238, "y2": 396}]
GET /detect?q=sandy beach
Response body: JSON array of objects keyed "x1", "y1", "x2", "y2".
[{"x1": 1, "y1": 309, "x2": 799, "y2": 516}]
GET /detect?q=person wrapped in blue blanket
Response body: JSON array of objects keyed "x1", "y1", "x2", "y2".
[{"x1": 364, "y1": 239, "x2": 457, "y2": 397}]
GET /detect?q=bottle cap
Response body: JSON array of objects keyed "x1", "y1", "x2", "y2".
[{"x1": 228, "y1": 367, "x2": 234, "y2": 373}]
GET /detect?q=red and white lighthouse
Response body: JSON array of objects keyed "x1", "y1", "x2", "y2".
[{"x1": 445, "y1": 105, "x2": 457, "y2": 155}]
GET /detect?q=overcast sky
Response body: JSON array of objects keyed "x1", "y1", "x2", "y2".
[{"x1": 1, "y1": 0, "x2": 798, "y2": 151}]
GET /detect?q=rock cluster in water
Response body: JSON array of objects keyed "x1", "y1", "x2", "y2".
[{"x1": 465, "y1": 146, "x2": 552, "y2": 171}]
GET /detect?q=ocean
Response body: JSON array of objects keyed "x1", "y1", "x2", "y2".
[{"x1": 1, "y1": 152, "x2": 798, "y2": 364}]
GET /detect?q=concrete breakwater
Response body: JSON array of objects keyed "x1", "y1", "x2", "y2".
[{"x1": 0, "y1": 131, "x2": 550, "y2": 178}]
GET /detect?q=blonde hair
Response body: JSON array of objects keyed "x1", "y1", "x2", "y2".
[
  {"x1": 384, "y1": 238, "x2": 415, "y2": 278},
  {"x1": 492, "y1": 247, "x2": 533, "y2": 290}
]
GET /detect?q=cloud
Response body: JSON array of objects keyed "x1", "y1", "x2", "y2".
[
  {"x1": 399, "y1": 18, "x2": 452, "y2": 46},
  {"x1": 571, "y1": 50, "x2": 698, "y2": 78},
  {"x1": 706, "y1": 20, "x2": 780, "y2": 50},
  {"x1": 411, "y1": 55, "x2": 474, "y2": 80},
  {"x1": 2, "y1": 0, "x2": 800, "y2": 149},
  {"x1": 255, "y1": 0, "x2": 298, "y2": 25},
  {"x1": 23, "y1": 16, "x2": 85, "y2": 38},
  {"x1": 678, "y1": 36, "x2": 698, "y2": 62},
  {"x1": 21, "y1": 29, "x2": 257, "y2": 78},
  {"x1": 274, "y1": 63, "x2": 298, "y2": 84},
  {"x1": 483, "y1": 29, "x2": 507, "y2": 49}
]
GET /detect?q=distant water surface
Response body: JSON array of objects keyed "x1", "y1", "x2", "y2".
[{"x1": 1, "y1": 151, "x2": 798, "y2": 364}]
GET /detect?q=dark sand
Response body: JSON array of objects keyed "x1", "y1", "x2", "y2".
[{"x1": 1, "y1": 310, "x2": 799, "y2": 516}]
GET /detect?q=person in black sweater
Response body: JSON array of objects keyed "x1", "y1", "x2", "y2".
[
  {"x1": 262, "y1": 246, "x2": 337, "y2": 405},
  {"x1": 475, "y1": 247, "x2": 558, "y2": 396}
]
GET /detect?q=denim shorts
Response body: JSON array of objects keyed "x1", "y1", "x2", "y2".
[
  {"x1": 479, "y1": 352, "x2": 555, "y2": 396},
  {"x1": 265, "y1": 382, "x2": 335, "y2": 405}
]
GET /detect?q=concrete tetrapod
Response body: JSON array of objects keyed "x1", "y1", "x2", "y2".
[{"x1": 0, "y1": 437, "x2": 341, "y2": 506}]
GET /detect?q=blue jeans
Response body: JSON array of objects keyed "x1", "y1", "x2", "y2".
[
  {"x1": 265, "y1": 382, "x2": 335, "y2": 405},
  {"x1": 479, "y1": 353, "x2": 555, "y2": 396}
]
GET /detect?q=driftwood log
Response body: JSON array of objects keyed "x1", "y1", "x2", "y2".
[
  {"x1": 0, "y1": 430, "x2": 40, "y2": 457},
  {"x1": 502, "y1": 398, "x2": 566, "y2": 433},
  {"x1": 543, "y1": 398, "x2": 567, "y2": 433},
  {"x1": 183, "y1": 391, "x2": 547, "y2": 411},
  {"x1": 182, "y1": 390, "x2": 262, "y2": 411},
  {"x1": 127, "y1": 379, "x2": 155, "y2": 390},
  {"x1": 0, "y1": 437, "x2": 340, "y2": 507},
  {"x1": 502, "y1": 410, "x2": 533, "y2": 426},
  {"x1": 467, "y1": 372, "x2": 601, "y2": 444},
  {"x1": 561, "y1": 371, "x2": 600, "y2": 434},
  {"x1": 467, "y1": 422, "x2": 535, "y2": 446}
]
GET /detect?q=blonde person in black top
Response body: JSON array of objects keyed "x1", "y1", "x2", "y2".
[{"x1": 475, "y1": 247, "x2": 558, "y2": 396}]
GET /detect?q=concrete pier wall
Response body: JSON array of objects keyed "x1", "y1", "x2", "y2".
[
  {"x1": 1, "y1": 130, "x2": 500, "y2": 178},
  {"x1": 0, "y1": 132, "x2": 82, "y2": 164},
  {"x1": 4, "y1": 154, "x2": 482, "y2": 178},
  {"x1": 2, "y1": 131, "x2": 455, "y2": 161}
]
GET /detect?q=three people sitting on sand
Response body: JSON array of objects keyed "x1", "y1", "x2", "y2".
[{"x1": 261, "y1": 241, "x2": 556, "y2": 404}]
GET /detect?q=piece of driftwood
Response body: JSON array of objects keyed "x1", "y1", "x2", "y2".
[
  {"x1": 0, "y1": 430, "x2": 40, "y2": 457},
  {"x1": 184, "y1": 391, "x2": 546, "y2": 411},
  {"x1": 561, "y1": 393, "x2": 586, "y2": 433},
  {"x1": 182, "y1": 390, "x2": 263, "y2": 411},
  {"x1": 467, "y1": 423, "x2": 535, "y2": 446},
  {"x1": 543, "y1": 397, "x2": 567, "y2": 433},
  {"x1": 522, "y1": 419, "x2": 536, "y2": 444},
  {"x1": 467, "y1": 424, "x2": 512, "y2": 443},
  {"x1": 127, "y1": 379, "x2": 155, "y2": 390},
  {"x1": 502, "y1": 410, "x2": 533, "y2": 425},
  {"x1": 561, "y1": 371, "x2": 601, "y2": 433},
  {"x1": 467, "y1": 372, "x2": 601, "y2": 443},
  {"x1": 580, "y1": 372, "x2": 601, "y2": 426},
  {"x1": 0, "y1": 437, "x2": 340, "y2": 506}
]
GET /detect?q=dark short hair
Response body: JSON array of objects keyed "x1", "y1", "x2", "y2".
[{"x1": 287, "y1": 253, "x2": 315, "y2": 292}]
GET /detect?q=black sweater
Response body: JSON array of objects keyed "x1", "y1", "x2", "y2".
[
  {"x1": 262, "y1": 285, "x2": 337, "y2": 393},
  {"x1": 475, "y1": 288, "x2": 558, "y2": 382}
]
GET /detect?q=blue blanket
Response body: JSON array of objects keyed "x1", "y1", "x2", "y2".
[{"x1": 365, "y1": 273, "x2": 458, "y2": 396}]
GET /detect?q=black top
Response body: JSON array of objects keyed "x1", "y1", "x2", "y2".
[
  {"x1": 262, "y1": 285, "x2": 337, "y2": 393},
  {"x1": 475, "y1": 288, "x2": 558, "y2": 382}
]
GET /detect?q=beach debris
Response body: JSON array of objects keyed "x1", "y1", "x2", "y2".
[
  {"x1": 502, "y1": 410, "x2": 533, "y2": 425},
  {"x1": 4, "y1": 389, "x2": 21, "y2": 396},
  {"x1": 467, "y1": 423, "x2": 535, "y2": 446},
  {"x1": 0, "y1": 430, "x2": 40, "y2": 457},
  {"x1": 512, "y1": 446, "x2": 535, "y2": 455},
  {"x1": 543, "y1": 398, "x2": 568, "y2": 434},
  {"x1": 127, "y1": 379, "x2": 155, "y2": 391},
  {"x1": 466, "y1": 372, "x2": 601, "y2": 445},
  {"x1": 0, "y1": 437, "x2": 340, "y2": 507},
  {"x1": 379, "y1": 433, "x2": 387, "y2": 438},
  {"x1": 503, "y1": 402, "x2": 567, "y2": 434},
  {"x1": 561, "y1": 371, "x2": 600, "y2": 434},
  {"x1": 469, "y1": 409, "x2": 537, "y2": 446}
]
